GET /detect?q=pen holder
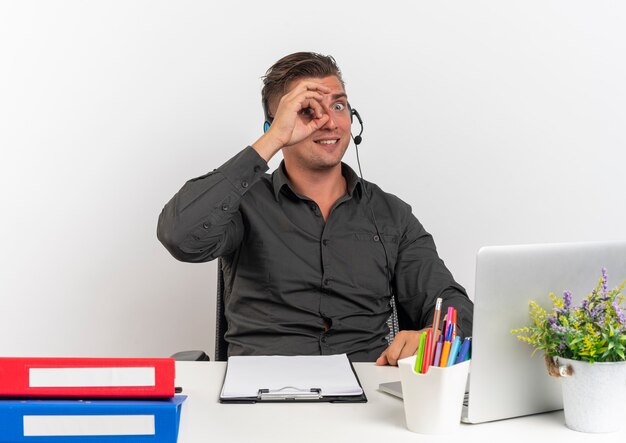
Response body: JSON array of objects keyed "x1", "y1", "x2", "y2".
[{"x1": 398, "y1": 356, "x2": 470, "y2": 435}]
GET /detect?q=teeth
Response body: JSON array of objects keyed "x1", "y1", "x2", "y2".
[{"x1": 317, "y1": 140, "x2": 337, "y2": 145}]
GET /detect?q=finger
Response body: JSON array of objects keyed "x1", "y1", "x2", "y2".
[
  {"x1": 276, "y1": 90, "x2": 323, "y2": 113},
  {"x1": 306, "y1": 114, "x2": 329, "y2": 132},
  {"x1": 281, "y1": 86, "x2": 324, "y2": 105},
  {"x1": 375, "y1": 350, "x2": 389, "y2": 366},
  {"x1": 387, "y1": 343, "x2": 410, "y2": 366},
  {"x1": 292, "y1": 80, "x2": 332, "y2": 95},
  {"x1": 384, "y1": 335, "x2": 408, "y2": 366},
  {"x1": 388, "y1": 331, "x2": 427, "y2": 366},
  {"x1": 398, "y1": 339, "x2": 420, "y2": 361},
  {"x1": 399, "y1": 330, "x2": 432, "y2": 364},
  {"x1": 300, "y1": 97, "x2": 325, "y2": 119}
]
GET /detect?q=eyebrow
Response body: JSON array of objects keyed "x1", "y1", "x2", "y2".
[{"x1": 332, "y1": 93, "x2": 348, "y2": 100}]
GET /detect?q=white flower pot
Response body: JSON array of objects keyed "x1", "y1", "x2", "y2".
[{"x1": 556, "y1": 357, "x2": 626, "y2": 433}]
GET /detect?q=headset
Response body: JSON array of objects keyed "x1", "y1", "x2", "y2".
[
  {"x1": 262, "y1": 101, "x2": 364, "y2": 146},
  {"x1": 349, "y1": 106, "x2": 364, "y2": 146},
  {"x1": 262, "y1": 99, "x2": 396, "y2": 334}
]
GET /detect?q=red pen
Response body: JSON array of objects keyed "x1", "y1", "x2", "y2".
[
  {"x1": 451, "y1": 309, "x2": 457, "y2": 341},
  {"x1": 421, "y1": 328, "x2": 433, "y2": 373},
  {"x1": 444, "y1": 306, "x2": 454, "y2": 339}
]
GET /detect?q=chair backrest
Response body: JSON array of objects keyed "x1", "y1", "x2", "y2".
[
  {"x1": 215, "y1": 257, "x2": 229, "y2": 361},
  {"x1": 385, "y1": 295, "x2": 400, "y2": 344},
  {"x1": 214, "y1": 258, "x2": 401, "y2": 361}
]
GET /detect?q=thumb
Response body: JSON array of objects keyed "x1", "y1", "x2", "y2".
[
  {"x1": 306, "y1": 114, "x2": 329, "y2": 132},
  {"x1": 376, "y1": 350, "x2": 389, "y2": 366}
]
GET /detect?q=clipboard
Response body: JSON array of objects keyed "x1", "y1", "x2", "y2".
[{"x1": 219, "y1": 354, "x2": 368, "y2": 403}]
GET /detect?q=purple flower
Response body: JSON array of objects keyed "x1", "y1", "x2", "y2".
[
  {"x1": 597, "y1": 314, "x2": 606, "y2": 328},
  {"x1": 601, "y1": 267, "x2": 609, "y2": 296},
  {"x1": 547, "y1": 316, "x2": 567, "y2": 334},
  {"x1": 581, "y1": 299, "x2": 589, "y2": 310},
  {"x1": 613, "y1": 299, "x2": 626, "y2": 326},
  {"x1": 591, "y1": 303, "x2": 604, "y2": 320},
  {"x1": 563, "y1": 290, "x2": 572, "y2": 310}
]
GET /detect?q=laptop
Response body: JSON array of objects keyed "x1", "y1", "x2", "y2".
[{"x1": 379, "y1": 240, "x2": 626, "y2": 424}]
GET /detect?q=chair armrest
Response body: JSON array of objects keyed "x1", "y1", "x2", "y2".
[{"x1": 170, "y1": 350, "x2": 211, "y2": 361}]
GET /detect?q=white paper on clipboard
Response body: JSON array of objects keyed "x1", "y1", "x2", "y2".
[{"x1": 220, "y1": 354, "x2": 363, "y2": 399}]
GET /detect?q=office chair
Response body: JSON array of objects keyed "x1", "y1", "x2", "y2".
[
  {"x1": 214, "y1": 257, "x2": 229, "y2": 361},
  {"x1": 170, "y1": 258, "x2": 226, "y2": 362},
  {"x1": 172, "y1": 257, "x2": 402, "y2": 361},
  {"x1": 386, "y1": 295, "x2": 400, "y2": 344}
]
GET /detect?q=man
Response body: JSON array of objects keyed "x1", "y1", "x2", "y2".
[{"x1": 158, "y1": 52, "x2": 473, "y2": 364}]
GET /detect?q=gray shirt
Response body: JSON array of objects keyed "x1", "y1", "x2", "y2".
[{"x1": 158, "y1": 147, "x2": 473, "y2": 361}]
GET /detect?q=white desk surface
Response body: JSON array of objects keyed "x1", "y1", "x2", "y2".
[{"x1": 174, "y1": 361, "x2": 623, "y2": 443}]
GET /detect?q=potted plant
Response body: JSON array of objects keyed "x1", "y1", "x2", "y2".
[{"x1": 512, "y1": 268, "x2": 626, "y2": 433}]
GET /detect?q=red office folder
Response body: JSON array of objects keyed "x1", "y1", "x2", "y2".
[{"x1": 0, "y1": 357, "x2": 175, "y2": 398}]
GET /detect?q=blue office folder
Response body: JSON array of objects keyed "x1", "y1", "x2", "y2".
[{"x1": 0, "y1": 395, "x2": 186, "y2": 442}]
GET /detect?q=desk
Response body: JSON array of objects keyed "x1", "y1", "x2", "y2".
[{"x1": 174, "y1": 362, "x2": 623, "y2": 442}]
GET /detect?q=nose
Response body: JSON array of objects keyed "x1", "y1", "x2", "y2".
[{"x1": 320, "y1": 105, "x2": 338, "y2": 130}]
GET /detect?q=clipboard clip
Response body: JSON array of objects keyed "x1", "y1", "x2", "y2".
[{"x1": 257, "y1": 387, "x2": 322, "y2": 401}]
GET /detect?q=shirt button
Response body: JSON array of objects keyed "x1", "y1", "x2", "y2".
[
  {"x1": 322, "y1": 239, "x2": 328, "y2": 246},
  {"x1": 221, "y1": 204, "x2": 229, "y2": 211},
  {"x1": 253, "y1": 165, "x2": 261, "y2": 172},
  {"x1": 202, "y1": 222, "x2": 210, "y2": 229},
  {"x1": 321, "y1": 335, "x2": 327, "y2": 343},
  {"x1": 241, "y1": 180, "x2": 249, "y2": 188},
  {"x1": 373, "y1": 235, "x2": 380, "y2": 242},
  {"x1": 324, "y1": 279, "x2": 330, "y2": 286}
]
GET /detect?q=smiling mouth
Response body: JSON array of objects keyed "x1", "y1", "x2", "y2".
[{"x1": 315, "y1": 139, "x2": 339, "y2": 145}]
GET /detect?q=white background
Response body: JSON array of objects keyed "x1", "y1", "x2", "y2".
[{"x1": 1, "y1": 1, "x2": 624, "y2": 358}]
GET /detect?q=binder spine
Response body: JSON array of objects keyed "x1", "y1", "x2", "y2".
[
  {"x1": 0, "y1": 357, "x2": 176, "y2": 398},
  {"x1": 0, "y1": 396, "x2": 186, "y2": 443},
  {"x1": 257, "y1": 387, "x2": 322, "y2": 401}
]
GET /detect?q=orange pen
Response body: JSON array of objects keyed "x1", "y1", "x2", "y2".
[{"x1": 439, "y1": 340, "x2": 452, "y2": 367}]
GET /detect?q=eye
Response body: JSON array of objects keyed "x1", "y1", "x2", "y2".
[
  {"x1": 301, "y1": 107, "x2": 315, "y2": 118},
  {"x1": 332, "y1": 103, "x2": 346, "y2": 112}
]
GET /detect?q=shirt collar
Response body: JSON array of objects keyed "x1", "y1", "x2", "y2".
[{"x1": 271, "y1": 161, "x2": 363, "y2": 201}]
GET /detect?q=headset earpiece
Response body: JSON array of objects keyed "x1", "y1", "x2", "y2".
[
  {"x1": 349, "y1": 104, "x2": 364, "y2": 146},
  {"x1": 262, "y1": 99, "x2": 273, "y2": 133}
]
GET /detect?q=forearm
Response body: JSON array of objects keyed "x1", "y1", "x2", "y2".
[
  {"x1": 251, "y1": 132, "x2": 283, "y2": 163},
  {"x1": 157, "y1": 146, "x2": 268, "y2": 262}
]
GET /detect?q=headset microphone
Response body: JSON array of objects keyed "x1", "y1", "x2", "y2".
[{"x1": 350, "y1": 107, "x2": 364, "y2": 146}]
